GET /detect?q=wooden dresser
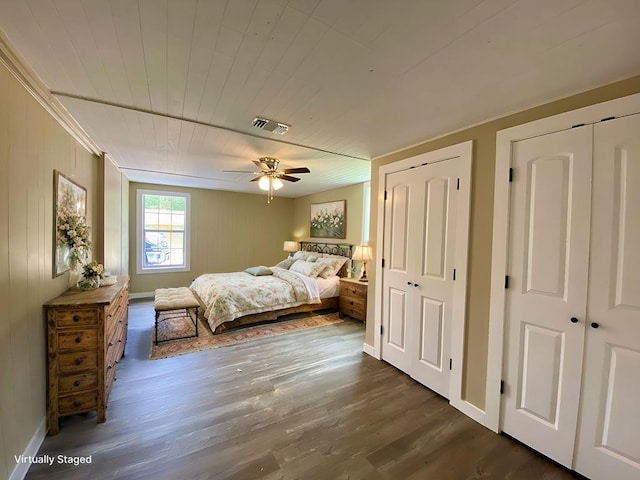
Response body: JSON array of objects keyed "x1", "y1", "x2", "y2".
[
  {"x1": 339, "y1": 277, "x2": 368, "y2": 322},
  {"x1": 44, "y1": 275, "x2": 129, "y2": 435}
]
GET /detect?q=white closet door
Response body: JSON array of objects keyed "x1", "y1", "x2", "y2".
[
  {"x1": 382, "y1": 167, "x2": 416, "y2": 373},
  {"x1": 501, "y1": 126, "x2": 592, "y2": 467},
  {"x1": 574, "y1": 114, "x2": 640, "y2": 480},
  {"x1": 382, "y1": 159, "x2": 463, "y2": 398},
  {"x1": 409, "y1": 159, "x2": 459, "y2": 398}
]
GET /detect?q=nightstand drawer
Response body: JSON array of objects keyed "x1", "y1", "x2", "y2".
[
  {"x1": 340, "y1": 296, "x2": 366, "y2": 311},
  {"x1": 339, "y1": 283, "x2": 367, "y2": 299}
]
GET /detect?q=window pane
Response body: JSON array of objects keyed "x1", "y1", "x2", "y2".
[{"x1": 139, "y1": 191, "x2": 189, "y2": 272}]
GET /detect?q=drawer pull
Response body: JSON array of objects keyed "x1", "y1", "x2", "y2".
[
  {"x1": 74, "y1": 358, "x2": 83, "y2": 366},
  {"x1": 75, "y1": 336, "x2": 83, "y2": 343},
  {"x1": 108, "y1": 342, "x2": 113, "y2": 347},
  {"x1": 73, "y1": 380, "x2": 81, "y2": 387},
  {"x1": 73, "y1": 400, "x2": 81, "y2": 407},
  {"x1": 107, "y1": 365, "x2": 113, "y2": 370},
  {"x1": 350, "y1": 301, "x2": 354, "y2": 305},
  {"x1": 73, "y1": 315, "x2": 81, "y2": 322}
]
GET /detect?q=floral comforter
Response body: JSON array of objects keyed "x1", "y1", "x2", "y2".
[{"x1": 190, "y1": 269, "x2": 320, "y2": 332}]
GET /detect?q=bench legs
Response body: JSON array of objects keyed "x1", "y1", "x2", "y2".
[{"x1": 154, "y1": 306, "x2": 199, "y2": 345}]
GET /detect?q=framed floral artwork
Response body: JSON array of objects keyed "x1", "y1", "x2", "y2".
[
  {"x1": 310, "y1": 200, "x2": 346, "y2": 239},
  {"x1": 53, "y1": 170, "x2": 90, "y2": 277}
]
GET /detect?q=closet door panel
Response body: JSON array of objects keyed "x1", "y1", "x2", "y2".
[
  {"x1": 574, "y1": 113, "x2": 640, "y2": 480},
  {"x1": 381, "y1": 170, "x2": 416, "y2": 373},
  {"x1": 502, "y1": 126, "x2": 592, "y2": 468}
]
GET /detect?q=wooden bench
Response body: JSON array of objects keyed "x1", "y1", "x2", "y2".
[{"x1": 154, "y1": 287, "x2": 200, "y2": 344}]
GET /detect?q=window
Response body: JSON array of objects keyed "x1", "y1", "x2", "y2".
[
  {"x1": 362, "y1": 181, "x2": 371, "y2": 244},
  {"x1": 137, "y1": 190, "x2": 190, "y2": 273}
]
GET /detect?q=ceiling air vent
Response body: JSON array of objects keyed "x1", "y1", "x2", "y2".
[{"x1": 252, "y1": 117, "x2": 290, "y2": 135}]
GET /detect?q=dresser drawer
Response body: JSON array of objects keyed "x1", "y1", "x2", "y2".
[
  {"x1": 58, "y1": 329, "x2": 98, "y2": 351},
  {"x1": 54, "y1": 309, "x2": 97, "y2": 328},
  {"x1": 59, "y1": 372, "x2": 99, "y2": 394},
  {"x1": 58, "y1": 391, "x2": 97, "y2": 415},
  {"x1": 58, "y1": 351, "x2": 98, "y2": 372}
]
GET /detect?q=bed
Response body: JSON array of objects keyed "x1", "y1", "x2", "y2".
[{"x1": 190, "y1": 242, "x2": 353, "y2": 334}]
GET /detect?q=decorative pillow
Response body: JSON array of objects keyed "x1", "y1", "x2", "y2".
[
  {"x1": 244, "y1": 266, "x2": 273, "y2": 276},
  {"x1": 292, "y1": 251, "x2": 320, "y2": 262},
  {"x1": 315, "y1": 256, "x2": 348, "y2": 278},
  {"x1": 274, "y1": 257, "x2": 296, "y2": 269},
  {"x1": 289, "y1": 259, "x2": 326, "y2": 278}
]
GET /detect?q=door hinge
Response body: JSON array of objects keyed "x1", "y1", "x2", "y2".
[
  {"x1": 384, "y1": 190, "x2": 388, "y2": 200},
  {"x1": 500, "y1": 380, "x2": 505, "y2": 395},
  {"x1": 456, "y1": 178, "x2": 460, "y2": 190},
  {"x1": 380, "y1": 325, "x2": 384, "y2": 335},
  {"x1": 505, "y1": 275, "x2": 509, "y2": 289},
  {"x1": 381, "y1": 258, "x2": 385, "y2": 268},
  {"x1": 449, "y1": 358, "x2": 452, "y2": 371},
  {"x1": 600, "y1": 116, "x2": 615, "y2": 122},
  {"x1": 453, "y1": 268, "x2": 456, "y2": 281},
  {"x1": 508, "y1": 167, "x2": 513, "y2": 182}
]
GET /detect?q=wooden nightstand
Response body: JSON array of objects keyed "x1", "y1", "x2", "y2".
[{"x1": 339, "y1": 277, "x2": 368, "y2": 322}]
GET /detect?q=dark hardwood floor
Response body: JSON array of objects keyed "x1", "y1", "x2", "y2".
[{"x1": 26, "y1": 300, "x2": 580, "y2": 480}]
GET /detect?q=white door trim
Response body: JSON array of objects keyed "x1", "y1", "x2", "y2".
[
  {"x1": 486, "y1": 92, "x2": 640, "y2": 432},
  {"x1": 373, "y1": 140, "x2": 473, "y2": 412}
]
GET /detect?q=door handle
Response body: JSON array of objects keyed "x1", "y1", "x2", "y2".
[
  {"x1": 591, "y1": 322, "x2": 600, "y2": 329},
  {"x1": 570, "y1": 317, "x2": 579, "y2": 324}
]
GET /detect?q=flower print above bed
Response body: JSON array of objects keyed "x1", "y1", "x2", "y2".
[{"x1": 190, "y1": 269, "x2": 321, "y2": 333}]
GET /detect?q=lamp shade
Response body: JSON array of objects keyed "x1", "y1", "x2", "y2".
[
  {"x1": 283, "y1": 241, "x2": 299, "y2": 253},
  {"x1": 352, "y1": 245, "x2": 372, "y2": 262},
  {"x1": 272, "y1": 178, "x2": 284, "y2": 190},
  {"x1": 258, "y1": 176, "x2": 270, "y2": 191}
]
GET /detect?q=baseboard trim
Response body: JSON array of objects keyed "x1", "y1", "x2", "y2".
[
  {"x1": 129, "y1": 291, "x2": 154, "y2": 300},
  {"x1": 9, "y1": 417, "x2": 47, "y2": 480},
  {"x1": 362, "y1": 342, "x2": 377, "y2": 358}
]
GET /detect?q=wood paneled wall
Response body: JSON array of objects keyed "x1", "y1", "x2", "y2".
[{"x1": 0, "y1": 61, "x2": 100, "y2": 480}]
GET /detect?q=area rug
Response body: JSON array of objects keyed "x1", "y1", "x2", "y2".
[{"x1": 150, "y1": 311, "x2": 343, "y2": 360}]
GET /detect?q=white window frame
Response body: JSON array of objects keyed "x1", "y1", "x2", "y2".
[{"x1": 136, "y1": 189, "x2": 191, "y2": 274}]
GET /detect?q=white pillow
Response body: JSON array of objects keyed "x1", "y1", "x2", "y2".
[
  {"x1": 315, "y1": 256, "x2": 347, "y2": 278},
  {"x1": 292, "y1": 251, "x2": 320, "y2": 262},
  {"x1": 289, "y1": 259, "x2": 326, "y2": 278},
  {"x1": 274, "y1": 257, "x2": 296, "y2": 269}
]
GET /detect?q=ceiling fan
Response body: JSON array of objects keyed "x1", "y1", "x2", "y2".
[{"x1": 224, "y1": 157, "x2": 311, "y2": 203}]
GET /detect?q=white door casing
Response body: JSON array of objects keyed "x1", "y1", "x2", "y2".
[
  {"x1": 501, "y1": 126, "x2": 592, "y2": 468},
  {"x1": 573, "y1": 114, "x2": 640, "y2": 480},
  {"x1": 378, "y1": 142, "x2": 472, "y2": 405}
]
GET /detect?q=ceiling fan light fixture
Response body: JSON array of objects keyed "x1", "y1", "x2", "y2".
[
  {"x1": 258, "y1": 176, "x2": 270, "y2": 191},
  {"x1": 272, "y1": 178, "x2": 284, "y2": 190}
]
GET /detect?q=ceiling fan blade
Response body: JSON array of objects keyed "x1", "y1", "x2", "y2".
[
  {"x1": 250, "y1": 176, "x2": 264, "y2": 182},
  {"x1": 282, "y1": 167, "x2": 310, "y2": 174},
  {"x1": 253, "y1": 160, "x2": 269, "y2": 171},
  {"x1": 280, "y1": 175, "x2": 301, "y2": 182}
]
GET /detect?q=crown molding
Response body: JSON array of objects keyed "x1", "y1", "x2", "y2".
[{"x1": 0, "y1": 30, "x2": 101, "y2": 156}]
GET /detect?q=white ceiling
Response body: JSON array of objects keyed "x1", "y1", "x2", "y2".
[{"x1": 1, "y1": 0, "x2": 639, "y2": 197}]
